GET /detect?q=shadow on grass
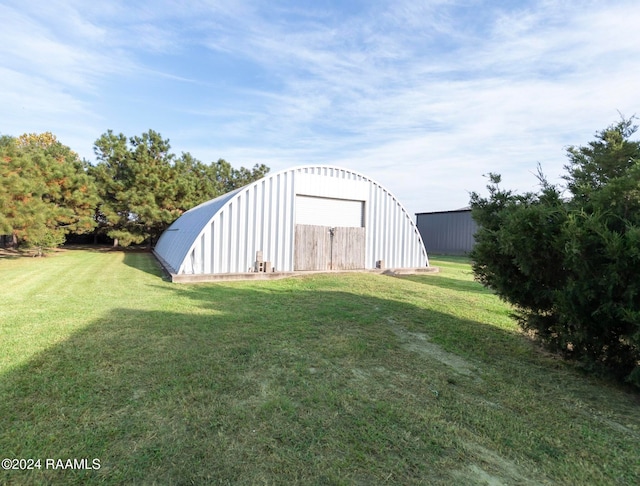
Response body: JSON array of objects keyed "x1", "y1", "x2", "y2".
[
  {"x1": 0, "y1": 253, "x2": 22, "y2": 260},
  {"x1": 1, "y1": 272, "x2": 639, "y2": 484},
  {"x1": 428, "y1": 255, "x2": 473, "y2": 265},
  {"x1": 0, "y1": 247, "x2": 56, "y2": 259},
  {"x1": 62, "y1": 244, "x2": 115, "y2": 251},
  {"x1": 400, "y1": 274, "x2": 492, "y2": 295},
  {"x1": 60, "y1": 245, "x2": 165, "y2": 279},
  {"x1": 122, "y1": 251, "x2": 168, "y2": 279}
]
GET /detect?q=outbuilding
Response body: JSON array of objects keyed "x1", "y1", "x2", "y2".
[
  {"x1": 415, "y1": 208, "x2": 477, "y2": 255},
  {"x1": 154, "y1": 165, "x2": 429, "y2": 281}
]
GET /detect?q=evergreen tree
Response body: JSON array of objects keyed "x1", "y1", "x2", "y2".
[
  {"x1": 0, "y1": 133, "x2": 98, "y2": 253},
  {"x1": 91, "y1": 130, "x2": 176, "y2": 246},
  {"x1": 91, "y1": 130, "x2": 270, "y2": 247},
  {"x1": 470, "y1": 118, "x2": 640, "y2": 387}
]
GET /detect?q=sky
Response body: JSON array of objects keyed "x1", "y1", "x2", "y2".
[{"x1": 2, "y1": 0, "x2": 640, "y2": 216}]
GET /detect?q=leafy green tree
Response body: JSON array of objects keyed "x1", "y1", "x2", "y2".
[
  {"x1": 91, "y1": 130, "x2": 270, "y2": 247},
  {"x1": 470, "y1": 118, "x2": 640, "y2": 387},
  {"x1": 170, "y1": 157, "x2": 270, "y2": 207},
  {"x1": 171, "y1": 152, "x2": 209, "y2": 211},
  {"x1": 169, "y1": 156, "x2": 260, "y2": 211},
  {"x1": 205, "y1": 159, "x2": 270, "y2": 195},
  {"x1": 0, "y1": 133, "x2": 98, "y2": 253},
  {"x1": 91, "y1": 130, "x2": 176, "y2": 246}
]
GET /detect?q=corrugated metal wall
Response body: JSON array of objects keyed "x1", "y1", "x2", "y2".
[
  {"x1": 415, "y1": 209, "x2": 478, "y2": 255},
  {"x1": 295, "y1": 195, "x2": 364, "y2": 227},
  {"x1": 187, "y1": 170, "x2": 296, "y2": 274},
  {"x1": 155, "y1": 165, "x2": 428, "y2": 275}
]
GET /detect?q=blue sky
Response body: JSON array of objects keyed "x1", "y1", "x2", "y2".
[{"x1": 2, "y1": 0, "x2": 639, "y2": 215}]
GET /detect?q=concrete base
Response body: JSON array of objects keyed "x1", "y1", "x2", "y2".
[{"x1": 153, "y1": 251, "x2": 439, "y2": 283}]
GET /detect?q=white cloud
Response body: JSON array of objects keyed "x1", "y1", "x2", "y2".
[{"x1": 2, "y1": 0, "x2": 639, "y2": 214}]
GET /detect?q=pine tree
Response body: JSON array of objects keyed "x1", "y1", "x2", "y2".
[{"x1": 0, "y1": 134, "x2": 98, "y2": 253}]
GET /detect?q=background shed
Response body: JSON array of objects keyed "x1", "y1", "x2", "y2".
[{"x1": 415, "y1": 208, "x2": 477, "y2": 255}]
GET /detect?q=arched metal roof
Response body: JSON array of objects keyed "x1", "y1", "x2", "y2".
[
  {"x1": 154, "y1": 165, "x2": 428, "y2": 276},
  {"x1": 154, "y1": 187, "x2": 242, "y2": 274}
]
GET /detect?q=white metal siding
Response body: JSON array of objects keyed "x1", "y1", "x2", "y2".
[
  {"x1": 295, "y1": 195, "x2": 364, "y2": 227},
  {"x1": 154, "y1": 165, "x2": 428, "y2": 275}
]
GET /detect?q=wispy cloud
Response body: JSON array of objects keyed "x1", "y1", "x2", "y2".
[{"x1": 1, "y1": 0, "x2": 639, "y2": 213}]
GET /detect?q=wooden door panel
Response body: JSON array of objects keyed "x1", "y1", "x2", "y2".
[{"x1": 294, "y1": 225, "x2": 365, "y2": 271}]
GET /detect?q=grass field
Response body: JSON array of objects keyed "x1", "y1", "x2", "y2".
[{"x1": 0, "y1": 249, "x2": 638, "y2": 485}]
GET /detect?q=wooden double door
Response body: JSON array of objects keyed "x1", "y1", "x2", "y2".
[{"x1": 294, "y1": 224, "x2": 365, "y2": 271}]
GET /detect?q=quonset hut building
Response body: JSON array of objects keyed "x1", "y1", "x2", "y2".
[{"x1": 154, "y1": 165, "x2": 429, "y2": 281}]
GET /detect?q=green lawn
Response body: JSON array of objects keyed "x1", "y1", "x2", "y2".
[{"x1": 0, "y1": 249, "x2": 638, "y2": 485}]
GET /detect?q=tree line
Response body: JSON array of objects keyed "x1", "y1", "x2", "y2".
[
  {"x1": 0, "y1": 130, "x2": 269, "y2": 251},
  {"x1": 470, "y1": 117, "x2": 640, "y2": 388}
]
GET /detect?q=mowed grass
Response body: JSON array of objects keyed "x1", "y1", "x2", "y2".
[{"x1": 0, "y1": 250, "x2": 638, "y2": 485}]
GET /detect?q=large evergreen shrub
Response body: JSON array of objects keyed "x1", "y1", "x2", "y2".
[{"x1": 470, "y1": 118, "x2": 640, "y2": 387}]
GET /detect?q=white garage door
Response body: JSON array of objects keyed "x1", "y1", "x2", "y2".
[{"x1": 295, "y1": 195, "x2": 364, "y2": 227}]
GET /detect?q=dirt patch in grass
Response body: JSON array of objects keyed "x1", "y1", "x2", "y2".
[
  {"x1": 389, "y1": 319, "x2": 480, "y2": 378},
  {"x1": 452, "y1": 440, "x2": 546, "y2": 486}
]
